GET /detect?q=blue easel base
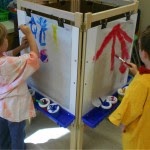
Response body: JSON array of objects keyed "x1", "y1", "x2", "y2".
[
  {"x1": 28, "y1": 86, "x2": 75, "y2": 128},
  {"x1": 82, "y1": 93, "x2": 120, "y2": 128},
  {"x1": 82, "y1": 75, "x2": 133, "y2": 128}
]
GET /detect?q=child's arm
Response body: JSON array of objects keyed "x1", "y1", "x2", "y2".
[
  {"x1": 11, "y1": 37, "x2": 29, "y2": 56},
  {"x1": 19, "y1": 25, "x2": 39, "y2": 57}
]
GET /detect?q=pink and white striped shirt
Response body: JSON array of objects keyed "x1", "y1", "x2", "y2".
[{"x1": 0, "y1": 51, "x2": 40, "y2": 122}]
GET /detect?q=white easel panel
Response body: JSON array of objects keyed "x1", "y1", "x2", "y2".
[
  {"x1": 82, "y1": 13, "x2": 137, "y2": 115},
  {"x1": 17, "y1": 11, "x2": 79, "y2": 115}
]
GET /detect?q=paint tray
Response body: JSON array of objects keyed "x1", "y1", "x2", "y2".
[
  {"x1": 28, "y1": 86, "x2": 75, "y2": 128},
  {"x1": 82, "y1": 92, "x2": 120, "y2": 128},
  {"x1": 82, "y1": 75, "x2": 133, "y2": 128}
]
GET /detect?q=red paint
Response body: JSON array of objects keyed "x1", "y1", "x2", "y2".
[{"x1": 93, "y1": 24, "x2": 132, "y2": 73}]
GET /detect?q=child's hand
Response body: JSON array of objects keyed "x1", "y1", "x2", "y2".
[
  {"x1": 19, "y1": 25, "x2": 32, "y2": 36},
  {"x1": 21, "y1": 36, "x2": 29, "y2": 49},
  {"x1": 120, "y1": 124, "x2": 126, "y2": 133},
  {"x1": 19, "y1": 25, "x2": 39, "y2": 57},
  {"x1": 128, "y1": 62, "x2": 138, "y2": 76}
]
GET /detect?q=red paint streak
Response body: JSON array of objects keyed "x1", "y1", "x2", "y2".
[{"x1": 111, "y1": 35, "x2": 116, "y2": 71}]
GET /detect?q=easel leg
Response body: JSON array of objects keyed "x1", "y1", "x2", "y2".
[
  {"x1": 70, "y1": 122, "x2": 84, "y2": 150},
  {"x1": 70, "y1": 124, "x2": 77, "y2": 149},
  {"x1": 76, "y1": 123, "x2": 84, "y2": 149},
  {"x1": 71, "y1": 0, "x2": 80, "y2": 12}
]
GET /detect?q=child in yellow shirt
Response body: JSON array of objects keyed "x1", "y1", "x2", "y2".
[{"x1": 109, "y1": 26, "x2": 150, "y2": 149}]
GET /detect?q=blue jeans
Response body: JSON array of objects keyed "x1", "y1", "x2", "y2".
[{"x1": 0, "y1": 117, "x2": 26, "y2": 150}]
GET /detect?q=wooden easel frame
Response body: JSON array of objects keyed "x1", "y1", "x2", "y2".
[{"x1": 17, "y1": 0, "x2": 138, "y2": 149}]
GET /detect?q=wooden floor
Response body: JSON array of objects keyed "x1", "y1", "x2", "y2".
[{"x1": 25, "y1": 112, "x2": 122, "y2": 150}]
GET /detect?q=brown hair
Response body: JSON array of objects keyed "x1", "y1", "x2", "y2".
[
  {"x1": 0, "y1": 23, "x2": 7, "y2": 46},
  {"x1": 140, "y1": 26, "x2": 150, "y2": 58}
]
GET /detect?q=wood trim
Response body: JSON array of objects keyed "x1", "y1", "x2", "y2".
[
  {"x1": 91, "y1": 1, "x2": 139, "y2": 22},
  {"x1": 17, "y1": 0, "x2": 75, "y2": 21}
]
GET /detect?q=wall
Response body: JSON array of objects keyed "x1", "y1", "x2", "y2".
[{"x1": 139, "y1": 0, "x2": 150, "y2": 32}]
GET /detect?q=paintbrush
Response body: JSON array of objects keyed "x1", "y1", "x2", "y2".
[
  {"x1": 18, "y1": 22, "x2": 31, "y2": 30},
  {"x1": 115, "y1": 54, "x2": 132, "y2": 67},
  {"x1": 35, "y1": 99, "x2": 44, "y2": 105}
]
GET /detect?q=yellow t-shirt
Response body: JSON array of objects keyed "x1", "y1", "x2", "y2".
[{"x1": 109, "y1": 72, "x2": 150, "y2": 149}]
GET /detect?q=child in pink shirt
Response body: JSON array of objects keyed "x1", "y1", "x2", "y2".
[{"x1": 0, "y1": 23, "x2": 40, "y2": 149}]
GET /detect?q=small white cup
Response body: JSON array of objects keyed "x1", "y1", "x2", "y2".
[
  {"x1": 106, "y1": 96, "x2": 118, "y2": 104},
  {"x1": 39, "y1": 98, "x2": 50, "y2": 108},
  {"x1": 47, "y1": 103, "x2": 60, "y2": 114}
]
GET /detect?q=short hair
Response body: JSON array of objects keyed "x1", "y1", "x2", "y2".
[
  {"x1": 0, "y1": 23, "x2": 7, "y2": 46},
  {"x1": 140, "y1": 26, "x2": 150, "y2": 58}
]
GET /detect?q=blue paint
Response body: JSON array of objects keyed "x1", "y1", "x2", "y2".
[
  {"x1": 30, "y1": 16, "x2": 37, "y2": 39},
  {"x1": 37, "y1": 17, "x2": 48, "y2": 46},
  {"x1": 40, "y1": 49, "x2": 48, "y2": 63}
]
